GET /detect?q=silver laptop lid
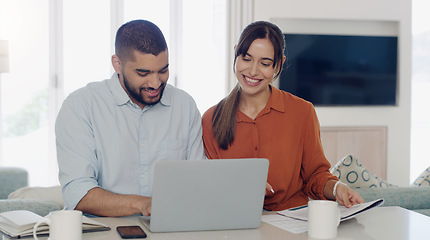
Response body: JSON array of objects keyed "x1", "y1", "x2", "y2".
[{"x1": 147, "y1": 158, "x2": 269, "y2": 232}]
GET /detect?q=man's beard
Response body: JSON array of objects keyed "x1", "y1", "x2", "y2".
[{"x1": 122, "y1": 72, "x2": 166, "y2": 106}]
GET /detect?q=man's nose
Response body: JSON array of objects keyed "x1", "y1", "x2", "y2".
[{"x1": 147, "y1": 74, "x2": 163, "y2": 89}]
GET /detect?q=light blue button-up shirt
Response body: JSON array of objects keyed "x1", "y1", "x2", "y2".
[{"x1": 55, "y1": 74, "x2": 205, "y2": 210}]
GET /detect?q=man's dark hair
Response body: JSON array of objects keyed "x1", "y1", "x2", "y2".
[{"x1": 115, "y1": 19, "x2": 168, "y2": 62}]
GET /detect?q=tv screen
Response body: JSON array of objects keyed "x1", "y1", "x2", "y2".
[{"x1": 279, "y1": 34, "x2": 398, "y2": 106}]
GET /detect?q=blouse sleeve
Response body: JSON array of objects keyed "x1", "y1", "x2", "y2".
[{"x1": 300, "y1": 104, "x2": 338, "y2": 200}]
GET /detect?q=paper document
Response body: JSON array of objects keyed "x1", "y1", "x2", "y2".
[
  {"x1": 262, "y1": 198, "x2": 384, "y2": 233},
  {"x1": 277, "y1": 198, "x2": 384, "y2": 221},
  {"x1": 261, "y1": 214, "x2": 308, "y2": 234}
]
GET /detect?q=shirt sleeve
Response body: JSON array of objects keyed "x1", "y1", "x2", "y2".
[
  {"x1": 185, "y1": 97, "x2": 206, "y2": 160},
  {"x1": 55, "y1": 94, "x2": 99, "y2": 210},
  {"x1": 300, "y1": 104, "x2": 338, "y2": 200}
]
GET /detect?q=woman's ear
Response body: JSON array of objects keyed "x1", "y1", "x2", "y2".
[
  {"x1": 277, "y1": 55, "x2": 287, "y2": 72},
  {"x1": 273, "y1": 55, "x2": 287, "y2": 80},
  {"x1": 112, "y1": 55, "x2": 122, "y2": 74},
  {"x1": 275, "y1": 56, "x2": 286, "y2": 71}
]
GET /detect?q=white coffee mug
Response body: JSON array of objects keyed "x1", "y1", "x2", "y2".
[
  {"x1": 308, "y1": 200, "x2": 340, "y2": 239},
  {"x1": 33, "y1": 210, "x2": 83, "y2": 240}
]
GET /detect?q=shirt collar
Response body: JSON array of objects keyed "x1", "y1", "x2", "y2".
[
  {"x1": 267, "y1": 85, "x2": 285, "y2": 113},
  {"x1": 107, "y1": 73, "x2": 172, "y2": 107},
  {"x1": 108, "y1": 73, "x2": 129, "y2": 106},
  {"x1": 159, "y1": 85, "x2": 172, "y2": 107},
  {"x1": 236, "y1": 85, "x2": 285, "y2": 122}
]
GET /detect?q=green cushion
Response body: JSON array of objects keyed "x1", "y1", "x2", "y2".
[{"x1": 355, "y1": 186, "x2": 430, "y2": 211}]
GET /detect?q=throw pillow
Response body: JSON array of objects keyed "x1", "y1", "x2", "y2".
[
  {"x1": 412, "y1": 166, "x2": 430, "y2": 186},
  {"x1": 330, "y1": 154, "x2": 394, "y2": 188},
  {"x1": 8, "y1": 185, "x2": 64, "y2": 208}
]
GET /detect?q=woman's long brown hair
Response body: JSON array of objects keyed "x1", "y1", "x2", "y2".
[{"x1": 211, "y1": 21, "x2": 286, "y2": 150}]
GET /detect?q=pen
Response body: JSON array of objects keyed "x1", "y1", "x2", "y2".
[
  {"x1": 289, "y1": 205, "x2": 308, "y2": 211},
  {"x1": 266, "y1": 183, "x2": 275, "y2": 194}
]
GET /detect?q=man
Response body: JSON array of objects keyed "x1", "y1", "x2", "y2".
[{"x1": 55, "y1": 20, "x2": 205, "y2": 217}]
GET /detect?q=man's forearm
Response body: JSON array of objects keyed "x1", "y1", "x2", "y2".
[{"x1": 75, "y1": 187, "x2": 151, "y2": 217}]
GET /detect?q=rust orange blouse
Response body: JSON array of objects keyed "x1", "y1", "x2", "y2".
[{"x1": 202, "y1": 86, "x2": 337, "y2": 211}]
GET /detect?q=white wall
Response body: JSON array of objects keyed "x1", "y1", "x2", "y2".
[{"x1": 253, "y1": 0, "x2": 412, "y2": 186}]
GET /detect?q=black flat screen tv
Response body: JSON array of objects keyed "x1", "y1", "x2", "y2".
[{"x1": 279, "y1": 34, "x2": 398, "y2": 106}]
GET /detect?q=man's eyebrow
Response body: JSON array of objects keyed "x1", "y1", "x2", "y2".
[
  {"x1": 160, "y1": 64, "x2": 169, "y2": 71},
  {"x1": 136, "y1": 68, "x2": 150, "y2": 73},
  {"x1": 245, "y1": 53, "x2": 273, "y2": 62},
  {"x1": 135, "y1": 64, "x2": 169, "y2": 73}
]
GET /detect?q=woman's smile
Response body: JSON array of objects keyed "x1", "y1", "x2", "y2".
[{"x1": 243, "y1": 74, "x2": 263, "y2": 86}]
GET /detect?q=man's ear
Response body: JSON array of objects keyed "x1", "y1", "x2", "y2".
[{"x1": 112, "y1": 55, "x2": 122, "y2": 74}]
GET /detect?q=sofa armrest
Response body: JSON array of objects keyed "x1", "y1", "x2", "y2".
[
  {"x1": 355, "y1": 186, "x2": 430, "y2": 210},
  {"x1": 0, "y1": 167, "x2": 28, "y2": 199},
  {"x1": 0, "y1": 199, "x2": 63, "y2": 216}
]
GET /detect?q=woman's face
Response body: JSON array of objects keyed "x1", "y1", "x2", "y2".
[{"x1": 235, "y1": 38, "x2": 278, "y2": 96}]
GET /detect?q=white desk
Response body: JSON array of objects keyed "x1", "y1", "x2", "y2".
[{"x1": 3, "y1": 206, "x2": 429, "y2": 240}]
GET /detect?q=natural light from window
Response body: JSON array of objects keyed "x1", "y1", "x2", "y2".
[
  {"x1": 410, "y1": 0, "x2": 430, "y2": 182},
  {"x1": 0, "y1": 0, "x2": 227, "y2": 186},
  {"x1": 0, "y1": 0, "x2": 51, "y2": 186}
]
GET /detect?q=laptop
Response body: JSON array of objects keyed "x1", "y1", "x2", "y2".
[{"x1": 140, "y1": 158, "x2": 269, "y2": 232}]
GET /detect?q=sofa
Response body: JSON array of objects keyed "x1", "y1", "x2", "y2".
[
  {"x1": 331, "y1": 154, "x2": 430, "y2": 217},
  {"x1": 0, "y1": 167, "x2": 63, "y2": 216},
  {"x1": 354, "y1": 186, "x2": 430, "y2": 216}
]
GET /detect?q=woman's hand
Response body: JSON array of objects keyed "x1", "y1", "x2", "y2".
[
  {"x1": 265, "y1": 182, "x2": 275, "y2": 197},
  {"x1": 335, "y1": 182, "x2": 365, "y2": 208}
]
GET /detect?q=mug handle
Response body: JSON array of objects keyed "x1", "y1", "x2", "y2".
[{"x1": 33, "y1": 218, "x2": 50, "y2": 240}]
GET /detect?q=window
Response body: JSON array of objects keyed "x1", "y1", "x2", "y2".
[
  {"x1": 410, "y1": 0, "x2": 430, "y2": 182},
  {"x1": 180, "y1": 0, "x2": 227, "y2": 113},
  {"x1": 0, "y1": 0, "x2": 227, "y2": 186},
  {"x1": 0, "y1": 0, "x2": 51, "y2": 186},
  {"x1": 63, "y1": 0, "x2": 111, "y2": 97}
]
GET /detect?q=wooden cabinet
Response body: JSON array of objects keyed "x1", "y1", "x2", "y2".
[{"x1": 321, "y1": 126, "x2": 387, "y2": 180}]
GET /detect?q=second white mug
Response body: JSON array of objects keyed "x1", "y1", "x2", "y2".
[{"x1": 33, "y1": 210, "x2": 83, "y2": 240}]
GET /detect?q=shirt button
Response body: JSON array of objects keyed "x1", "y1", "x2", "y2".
[
  {"x1": 255, "y1": 146, "x2": 258, "y2": 151},
  {"x1": 141, "y1": 143, "x2": 145, "y2": 148},
  {"x1": 141, "y1": 174, "x2": 146, "y2": 179}
]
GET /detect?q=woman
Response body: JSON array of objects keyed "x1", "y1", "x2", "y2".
[{"x1": 202, "y1": 21, "x2": 364, "y2": 211}]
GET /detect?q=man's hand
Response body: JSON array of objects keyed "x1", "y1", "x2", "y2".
[
  {"x1": 76, "y1": 187, "x2": 152, "y2": 217},
  {"x1": 131, "y1": 195, "x2": 152, "y2": 216}
]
